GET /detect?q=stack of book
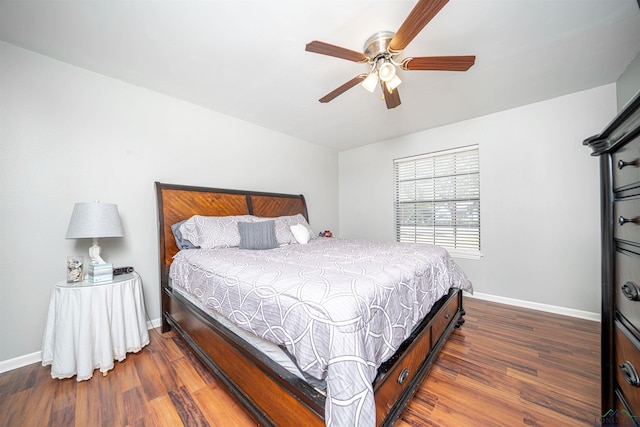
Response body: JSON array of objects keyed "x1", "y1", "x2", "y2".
[{"x1": 88, "y1": 262, "x2": 113, "y2": 283}]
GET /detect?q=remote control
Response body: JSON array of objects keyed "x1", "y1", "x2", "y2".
[{"x1": 113, "y1": 266, "x2": 134, "y2": 276}]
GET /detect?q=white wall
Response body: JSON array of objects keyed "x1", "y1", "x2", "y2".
[
  {"x1": 339, "y1": 84, "x2": 617, "y2": 314},
  {"x1": 0, "y1": 42, "x2": 339, "y2": 362}
]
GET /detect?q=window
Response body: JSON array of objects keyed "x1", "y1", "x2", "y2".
[{"x1": 394, "y1": 145, "x2": 480, "y2": 257}]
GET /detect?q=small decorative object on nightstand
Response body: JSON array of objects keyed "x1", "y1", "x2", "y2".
[
  {"x1": 66, "y1": 256, "x2": 83, "y2": 283},
  {"x1": 88, "y1": 262, "x2": 113, "y2": 283},
  {"x1": 41, "y1": 272, "x2": 149, "y2": 381}
]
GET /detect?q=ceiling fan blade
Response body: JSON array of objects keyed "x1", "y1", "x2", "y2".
[
  {"x1": 319, "y1": 75, "x2": 366, "y2": 103},
  {"x1": 305, "y1": 41, "x2": 368, "y2": 63},
  {"x1": 402, "y1": 55, "x2": 475, "y2": 71},
  {"x1": 382, "y1": 81, "x2": 401, "y2": 109},
  {"x1": 389, "y1": 0, "x2": 449, "y2": 52}
]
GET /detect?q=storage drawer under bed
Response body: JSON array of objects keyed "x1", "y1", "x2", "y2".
[{"x1": 373, "y1": 290, "x2": 461, "y2": 425}]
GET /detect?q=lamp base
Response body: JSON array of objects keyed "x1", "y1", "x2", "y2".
[{"x1": 89, "y1": 238, "x2": 106, "y2": 264}]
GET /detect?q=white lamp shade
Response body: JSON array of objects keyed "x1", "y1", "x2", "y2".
[{"x1": 65, "y1": 202, "x2": 124, "y2": 239}]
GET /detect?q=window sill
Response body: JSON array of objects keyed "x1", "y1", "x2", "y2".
[{"x1": 446, "y1": 249, "x2": 483, "y2": 260}]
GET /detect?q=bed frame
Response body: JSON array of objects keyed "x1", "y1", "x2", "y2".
[{"x1": 155, "y1": 182, "x2": 465, "y2": 426}]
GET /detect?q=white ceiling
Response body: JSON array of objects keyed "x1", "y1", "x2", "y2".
[{"x1": 1, "y1": 0, "x2": 639, "y2": 151}]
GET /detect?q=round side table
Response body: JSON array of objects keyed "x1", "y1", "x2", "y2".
[{"x1": 41, "y1": 272, "x2": 150, "y2": 381}]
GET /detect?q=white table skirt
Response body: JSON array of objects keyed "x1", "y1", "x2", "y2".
[{"x1": 41, "y1": 273, "x2": 150, "y2": 381}]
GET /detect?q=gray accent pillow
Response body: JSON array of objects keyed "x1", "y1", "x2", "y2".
[{"x1": 238, "y1": 220, "x2": 279, "y2": 250}]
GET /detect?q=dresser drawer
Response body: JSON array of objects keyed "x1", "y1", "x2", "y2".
[
  {"x1": 613, "y1": 137, "x2": 640, "y2": 191},
  {"x1": 615, "y1": 389, "x2": 637, "y2": 425},
  {"x1": 616, "y1": 250, "x2": 640, "y2": 329},
  {"x1": 615, "y1": 322, "x2": 640, "y2": 417},
  {"x1": 614, "y1": 198, "x2": 640, "y2": 243}
]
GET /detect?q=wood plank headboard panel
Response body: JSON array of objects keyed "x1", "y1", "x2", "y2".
[
  {"x1": 250, "y1": 194, "x2": 308, "y2": 220},
  {"x1": 155, "y1": 182, "x2": 308, "y2": 287}
]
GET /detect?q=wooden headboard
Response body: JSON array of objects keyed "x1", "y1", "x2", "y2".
[{"x1": 155, "y1": 182, "x2": 308, "y2": 287}]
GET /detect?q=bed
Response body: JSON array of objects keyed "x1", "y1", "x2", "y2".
[{"x1": 156, "y1": 182, "x2": 473, "y2": 426}]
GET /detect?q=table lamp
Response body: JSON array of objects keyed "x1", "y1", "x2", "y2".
[{"x1": 65, "y1": 201, "x2": 124, "y2": 264}]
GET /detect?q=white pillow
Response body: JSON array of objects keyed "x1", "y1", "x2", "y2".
[
  {"x1": 290, "y1": 223, "x2": 311, "y2": 244},
  {"x1": 272, "y1": 214, "x2": 314, "y2": 245}
]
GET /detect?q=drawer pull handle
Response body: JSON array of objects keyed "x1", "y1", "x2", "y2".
[
  {"x1": 620, "y1": 361, "x2": 640, "y2": 387},
  {"x1": 618, "y1": 216, "x2": 638, "y2": 226},
  {"x1": 445, "y1": 310, "x2": 451, "y2": 319},
  {"x1": 622, "y1": 281, "x2": 640, "y2": 301},
  {"x1": 618, "y1": 159, "x2": 637, "y2": 170},
  {"x1": 398, "y1": 368, "x2": 410, "y2": 385}
]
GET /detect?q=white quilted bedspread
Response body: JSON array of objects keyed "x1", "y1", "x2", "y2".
[{"x1": 169, "y1": 238, "x2": 472, "y2": 426}]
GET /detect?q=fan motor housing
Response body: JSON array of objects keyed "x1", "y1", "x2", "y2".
[{"x1": 363, "y1": 31, "x2": 396, "y2": 62}]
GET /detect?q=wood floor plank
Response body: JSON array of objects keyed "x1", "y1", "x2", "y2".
[
  {"x1": 171, "y1": 356, "x2": 208, "y2": 394},
  {"x1": 192, "y1": 383, "x2": 257, "y2": 427},
  {"x1": 122, "y1": 386, "x2": 148, "y2": 426},
  {"x1": 148, "y1": 395, "x2": 185, "y2": 427},
  {"x1": 74, "y1": 375, "x2": 103, "y2": 426},
  {"x1": 114, "y1": 351, "x2": 143, "y2": 393},
  {"x1": 98, "y1": 371, "x2": 128, "y2": 427},
  {"x1": 167, "y1": 385, "x2": 210, "y2": 427},
  {"x1": 18, "y1": 367, "x2": 56, "y2": 427},
  {"x1": 133, "y1": 342, "x2": 172, "y2": 402},
  {"x1": 0, "y1": 297, "x2": 600, "y2": 426},
  {"x1": 1, "y1": 388, "x2": 31, "y2": 427},
  {"x1": 48, "y1": 405, "x2": 75, "y2": 427},
  {"x1": 51, "y1": 375, "x2": 76, "y2": 415}
]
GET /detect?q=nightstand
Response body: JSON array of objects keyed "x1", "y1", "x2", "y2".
[{"x1": 41, "y1": 272, "x2": 150, "y2": 381}]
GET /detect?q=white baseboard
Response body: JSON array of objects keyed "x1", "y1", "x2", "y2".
[
  {"x1": 0, "y1": 351, "x2": 42, "y2": 374},
  {"x1": 147, "y1": 317, "x2": 162, "y2": 330},
  {"x1": 0, "y1": 317, "x2": 163, "y2": 374},
  {"x1": 466, "y1": 291, "x2": 600, "y2": 322}
]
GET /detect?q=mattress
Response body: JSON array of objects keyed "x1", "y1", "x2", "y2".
[{"x1": 169, "y1": 238, "x2": 473, "y2": 426}]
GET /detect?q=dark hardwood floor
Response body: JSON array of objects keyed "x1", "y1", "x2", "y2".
[{"x1": 0, "y1": 297, "x2": 600, "y2": 427}]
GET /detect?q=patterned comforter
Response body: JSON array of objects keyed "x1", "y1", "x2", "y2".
[{"x1": 169, "y1": 238, "x2": 473, "y2": 426}]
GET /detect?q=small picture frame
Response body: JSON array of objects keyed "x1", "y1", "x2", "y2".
[{"x1": 67, "y1": 256, "x2": 84, "y2": 283}]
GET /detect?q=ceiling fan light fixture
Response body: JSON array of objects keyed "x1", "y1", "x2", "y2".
[
  {"x1": 361, "y1": 71, "x2": 379, "y2": 93},
  {"x1": 378, "y1": 60, "x2": 396, "y2": 82}
]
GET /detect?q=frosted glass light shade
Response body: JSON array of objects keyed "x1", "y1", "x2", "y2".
[
  {"x1": 378, "y1": 61, "x2": 396, "y2": 82},
  {"x1": 387, "y1": 74, "x2": 402, "y2": 91},
  {"x1": 361, "y1": 72, "x2": 379, "y2": 93}
]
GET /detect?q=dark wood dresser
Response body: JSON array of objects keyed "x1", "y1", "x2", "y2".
[{"x1": 585, "y1": 91, "x2": 640, "y2": 422}]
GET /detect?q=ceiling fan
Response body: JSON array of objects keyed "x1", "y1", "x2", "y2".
[{"x1": 305, "y1": 0, "x2": 475, "y2": 109}]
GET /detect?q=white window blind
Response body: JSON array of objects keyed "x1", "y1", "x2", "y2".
[{"x1": 394, "y1": 145, "x2": 480, "y2": 251}]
